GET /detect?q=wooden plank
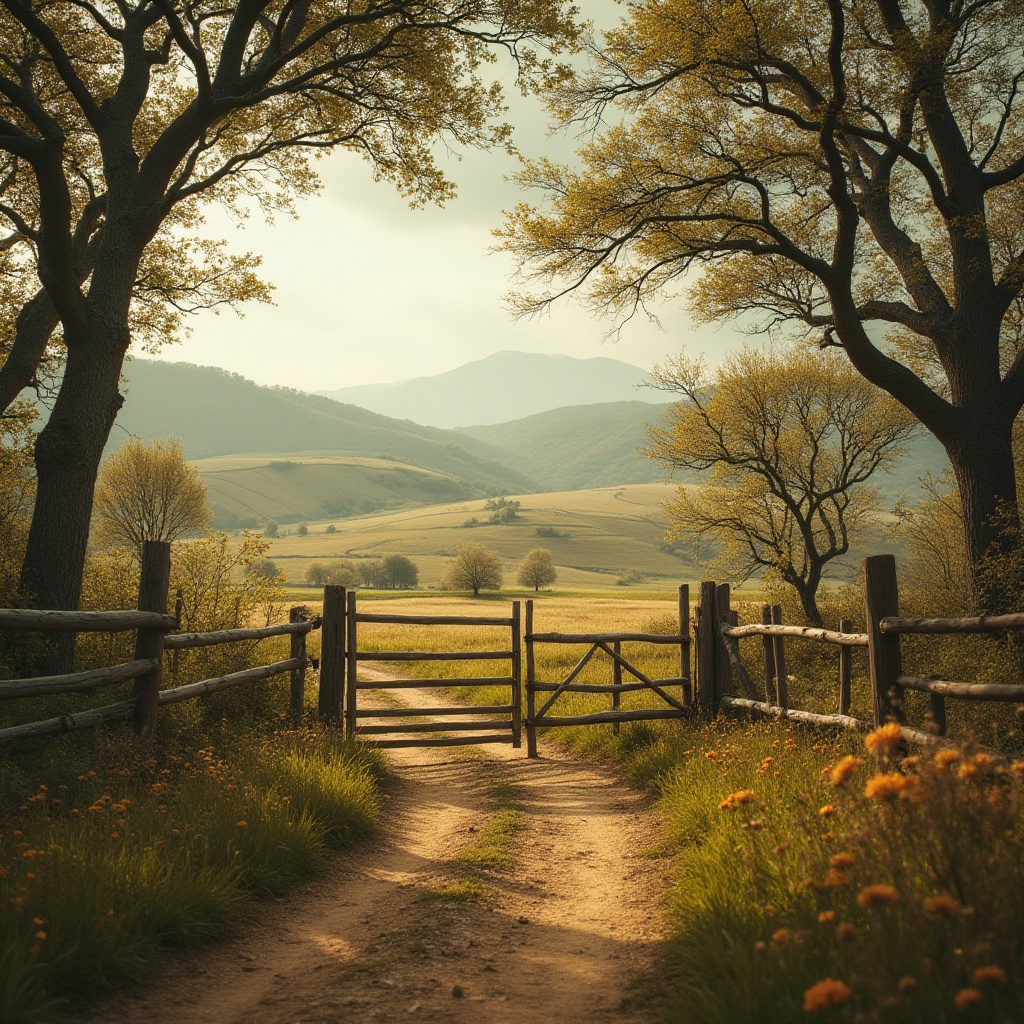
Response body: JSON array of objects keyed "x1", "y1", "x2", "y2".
[
  {"x1": 355, "y1": 651, "x2": 512, "y2": 662},
  {"x1": 526, "y1": 631, "x2": 689, "y2": 644},
  {"x1": 365, "y1": 734, "x2": 513, "y2": 749},
  {"x1": 838, "y1": 618, "x2": 853, "y2": 716},
  {"x1": 722, "y1": 622, "x2": 869, "y2": 646},
  {"x1": 928, "y1": 691, "x2": 947, "y2": 737},
  {"x1": 0, "y1": 698, "x2": 136, "y2": 745},
  {"x1": 720, "y1": 695, "x2": 864, "y2": 731},
  {"x1": 528, "y1": 680, "x2": 668, "y2": 694},
  {"x1": 863, "y1": 554, "x2": 905, "y2": 726},
  {"x1": 696, "y1": 582, "x2": 717, "y2": 717},
  {"x1": 526, "y1": 599, "x2": 538, "y2": 758},
  {"x1": 722, "y1": 631, "x2": 759, "y2": 699},
  {"x1": 0, "y1": 608, "x2": 178, "y2": 633},
  {"x1": 594, "y1": 641, "x2": 687, "y2": 711},
  {"x1": 345, "y1": 591, "x2": 358, "y2": 738},
  {"x1": 530, "y1": 708, "x2": 689, "y2": 727},
  {"x1": 511, "y1": 600, "x2": 522, "y2": 749},
  {"x1": 319, "y1": 586, "x2": 345, "y2": 722},
  {"x1": 158, "y1": 659, "x2": 300, "y2": 705},
  {"x1": 133, "y1": 541, "x2": 170, "y2": 738},
  {"x1": 165, "y1": 618, "x2": 320, "y2": 649},
  {"x1": 355, "y1": 721, "x2": 513, "y2": 735},
  {"x1": 354, "y1": 705, "x2": 515, "y2": 718},
  {"x1": 612, "y1": 640, "x2": 622, "y2": 734},
  {"x1": 896, "y1": 675, "x2": 1024, "y2": 701},
  {"x1": 289, "y1": 607, "x2": 305, "y2": 722},
  {"x1": 715, "y1": 584, "x2": 732, "y2": 699},
  {"x1": 771, "y1": 605, "x2": 789, "y2": 712},
  {"x1": 761, "y1": 604, "x2": 775, "y2": 707},
  {"x1": 354, "y1": 676, "x2": 514, "y2": 690},
  {"x1": 356, "y1": 612, "x2": 512, "y2": 626},
  {"x1": 0, "y1": 659, "x2": 158, "y2": 700},
  {"x1": 880, "y1": 612, "x2": 1024, "y2": 634},
  {"x1": 678, "y1": 584, "x2": 691, "y2": 705}
]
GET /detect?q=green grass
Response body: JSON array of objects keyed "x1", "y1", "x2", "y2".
[{"x1": 0, "y1": 720, "x2": 386, "y2": 1023}]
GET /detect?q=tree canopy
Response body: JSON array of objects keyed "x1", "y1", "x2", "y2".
[
  {"x1": 92, "y1": 437, "x2": 210, "y2": 551},
  {"x1": 0, "y1": 0, "x2": 580, "y2": 627},
  {"x1": 442, "y1": 542, "x2": 504, "y2": 595},
  {"x1": 502, "y1": 0, "x2": 1024, "y2": 608},
  {"x1": 647, "y1": 345, "x2": 916, "y2": 624},
  {"x1": 517, "y1": 546, "x2": 557, "y2": 590}
]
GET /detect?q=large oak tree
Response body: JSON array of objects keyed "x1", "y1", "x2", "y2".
[
  {"x1": 0, "y1": 0, "x2": 578, "y2": 631},
  {"x1": 501, "y1": 0, "x2": 1024, "y2": 609}
]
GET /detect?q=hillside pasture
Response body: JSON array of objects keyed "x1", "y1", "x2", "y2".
[{"x1": 268, "y1": 484, "x2": 699, "y2": 590}]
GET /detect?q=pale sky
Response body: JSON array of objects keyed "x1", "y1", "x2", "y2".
[{"x1": 150, "y1": 6, "x2": 746, "y2": 392}]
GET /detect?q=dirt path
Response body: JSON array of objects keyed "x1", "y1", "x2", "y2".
[{"x1": 73, "y1": 675, "x2": 668, "y2": 1024}]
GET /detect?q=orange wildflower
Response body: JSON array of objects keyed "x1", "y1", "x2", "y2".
[
  {"x1": 953, "y1": 988, "x2": 983, "y2": 1010},
  {"x1": 719, "y1": 790, "x2": 757, "y2": 810},
  {"x1": 958, "y1": 763, "x2": 978, "y2": 780},
  {"x1": 236, "y1": 821, "x2": 248, "y2": 829},
  {"x1": 897, "y1": 976, "x2": 918, "y2": 995},
  {"x1": 818, "y1": 804, "x2": 836, "y2": 817},
  {"x1": 865, "y1": 772, "x2": 907, "y2": 800},
  {"x1": 835, "y1": 923, "x2": 857, "y2": 944},
  {"x1": 971, "y1": 965, "x2": 1007, "y2": 987},
  {"x1": 922, "y1": 893, "x2": 961, "y2": 918},
  {"x1": 865, "y1": 723, "x2": 903, "y2": 756},
  {"x1": 1010, "y1": 759, "x2": 1024, "y2": 777},
  {"x1": 818, "y1": 910, "x2": 835, "y2": 924},
  {"x1": 830, "y1": 756, "x2": 861, "y2": 787},
  {"x1": 829, "y1": 852, "x2": 856, "y2": 869},
  {"x1": 934, "y1": 749, "x2": 960, "y2": 768},
  {"x1": 857, "y1": 884, "x2": 899, "y2": 908},
  {"x1": 34, "y1": 931, "x2": 46, "y2": 941},
  {"x1": 803, "y1": 978, "x2": 852, "y2": 1012},
  {"x1": 771, "y1": 928, "x2": 792, "y2": 950}
]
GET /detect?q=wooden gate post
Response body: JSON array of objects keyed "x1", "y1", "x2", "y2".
[
  {"x1": 838, "y1": 618, "x2": 853, "y2": 716},
  {"x1": 319, "y1": 585, "x2": 346, "y2": 722},
  {"x1": 696, "y1": 582, "x2": 717, "y2": 717},
  {"x1": 289, "y1": 607, "x2": 306, "y2": 723},
  {"x1": 863, "y1": 554, "x2": 906, "y2": 727},
  {"x1": 525, "y1": 599, "x2": 538, "y2": 758},
  {"x1": 133, "y1": 540, "x2": 171, "y2": 739},
  {"x1": 771, "y1": 605, "x2": 788, "y2": 712},
  {"x1": 714, "y1": 584, "x2": 732, "y2": 701},
  {"x1": 511, "y1": 600, "x2": 522, "y2": 749},
  {"x1": 760, "y1": 604, "x2": 776, "y2": 706},
  {"x1": 345, "y1": 590, "x2": 358, "y2": 739},
  {"x1": 678, "y1": 584, "x2": 691, "y2": 706}
]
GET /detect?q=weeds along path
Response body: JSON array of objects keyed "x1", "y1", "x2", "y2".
[{"x1": 75, "y1": 670, "x2": 667, "y2": 1024}]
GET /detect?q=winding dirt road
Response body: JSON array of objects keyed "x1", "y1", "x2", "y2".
[{"x1": 72, "y1": 680, "x2": 669, "y2": 1024}]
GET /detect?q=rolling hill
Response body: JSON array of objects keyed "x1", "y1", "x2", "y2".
[
  {"x1": 315, "y1": 350, "x2": 666, "y2": 428},
  {"x1": 114, "y1": 360, "x2": 536, "y2": 503}
]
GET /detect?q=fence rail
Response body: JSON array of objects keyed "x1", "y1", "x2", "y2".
[
  {"x1": 0, "y1": 540, "x2": 320, "y2": 745},
  {"x1": 707, "y1": 555, "x2": 1024, "y2": 743}
]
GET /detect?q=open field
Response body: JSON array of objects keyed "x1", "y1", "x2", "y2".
[{"x1": 267, "y1": 483, "x2": 699, "y2": 590}]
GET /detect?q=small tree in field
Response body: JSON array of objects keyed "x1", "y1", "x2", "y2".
[
  {"x1": 646, "y1": 346, "x2": 916, "y2": 625},
  {"x1": 92, "y1": 438, "x2": 209, "y2": 551},
  {"x1": 305, "y1": 562, "x2": 330, "y2": 587},
  {"x1": 517, "y1": 548, "x2": 557, "y2": 591},
  {"x1": 383, "y1": 555, "x2": 419, "y2": 590},
  {"x1": 264, "y1": 521, "x2": 279, "y2": 539},
  {"x1": 441, "y1": 543, "x2": 504, "y2": 596}
]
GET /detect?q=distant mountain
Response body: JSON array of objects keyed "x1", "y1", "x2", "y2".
[
  {"x1": 315, "y1": 350, "x2": 665, "y2": 428},
  {"x1": 114, "y1": 360, "x2": 536, "y2": 496},
  {"x1": 458, "y1": 401, "x2": 675, "y2": 491}
]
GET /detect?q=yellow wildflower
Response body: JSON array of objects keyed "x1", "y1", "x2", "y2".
[
  {"x1": 818, "y1": 804, "x2": 836, "y2": 817},
  {"x1": 934, "y1": 749, "x2": 960, "y2": 768},
  {"x1": 864, "y1": 723, "x2": 903, "y2": 756},
  {"x1": 865, "y1": 772, "x2": 907, "y2": 800},
  {"x1": 830, "y1": 756, "x2": 861, "y2": 787}
]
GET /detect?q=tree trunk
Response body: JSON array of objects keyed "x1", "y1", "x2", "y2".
[
  {"x1": 947, "y1": 423, "x2": 1020, "y2": 612},
  {"x1": 19, "y1": 325, "x2": 126, "y2": 669}
]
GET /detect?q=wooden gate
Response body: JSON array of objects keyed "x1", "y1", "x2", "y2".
[
  {"x1": 524, "y1": 586, "x2": 692, "y2": 757},
  {"x1": 343, "y1": 593, "x2": 522, "y2": 749}
]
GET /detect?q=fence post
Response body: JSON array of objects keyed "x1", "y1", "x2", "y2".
[
  {"x1": 678, "y1": 584, "x2": 691, "y2": 706},
  {"x1": 511, "y1": 600, "x2": 522, "y2": 749},
  {"x1": 171, "y1": 588, "x2": 183, "y2": 683},
  {"x1": 838, "y1": 618, "x2": 853, "y2": 716},
  {"x1": 761, "y1": 604, "x2": 775, "y2": 706},
  {"x1": 771, "y1": 605, "x2": 788, "y2": 712},
  {"x1": 863, "y1": 554, "x2": 906, "y2": 727},
  {"x1": 696, "y1": 582, "x2": 717, "y2": 717},
  {"x1": 612, "y1": 640, "x2": 622, "y2": 733},
  {"x1": 133, "y1": 540, "x2": 171, "y2": 739},
  {"x1": 289, "y1": 606, "x2": 305, "y2": 723},
  {"x1": 345, "y1": 590, "x2": 358, "y2": 739},
  {"x1": 319, "y1": 585, "x2": 346, "y2": 722},
  {"x1": 714, "y1": 584, "x2": 732, "y2": 700},
  {"x1": 525, "y1": 599, "x2": 538, "y2": 758}
]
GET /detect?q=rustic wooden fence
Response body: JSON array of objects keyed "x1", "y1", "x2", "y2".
[
  {"x1": 0, "y1": 541, "x2": 321, "y2": 746},
  {"x1": 704, "y1": 554, "x2": 1024, "y2": 743},
  {"x1": 524, "y1": 586, "x2": 691, "y2": 757},
  {"x1": 343, "y1": 590, "x2": 522, "y2": 749}
]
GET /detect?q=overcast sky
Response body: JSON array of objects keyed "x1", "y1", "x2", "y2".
[{"x1": 149, "y1": 5, "x2": 746, "y2": 392}]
